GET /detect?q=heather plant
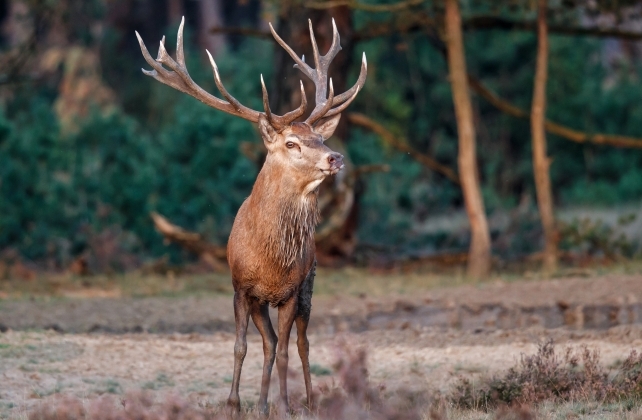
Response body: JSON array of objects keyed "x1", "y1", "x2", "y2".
[{"x1": 452, "y1": 340, "x2": 642, "y2": 410}]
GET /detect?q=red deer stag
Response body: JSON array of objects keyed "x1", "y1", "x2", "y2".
[{"x1": 136, "y1": 18, "x2": 366, "y2": 416}]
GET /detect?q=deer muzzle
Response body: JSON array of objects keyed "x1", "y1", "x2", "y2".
[{"x1": 326, "y1": 152, "x2": 344, "y2": 175}]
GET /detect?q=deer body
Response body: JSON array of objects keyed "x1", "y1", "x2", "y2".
[
  {"x1": 136, "y1": 17, "x2": 366, "y2": 416},
  {"x1": 228, "y1": 158, "x2": 319, "y2": 305}
]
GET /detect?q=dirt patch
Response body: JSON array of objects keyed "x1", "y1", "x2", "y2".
[{"x1": 1, "y1": 274, "x2": 641, "y2": 334}]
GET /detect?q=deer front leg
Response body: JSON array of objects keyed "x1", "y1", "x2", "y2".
[
  {"x1": 296, "y1": 263, "x2": 315, "y2": 410},
  {"x1": 250, "y1": 300, "x2": 277, "y2": 417},
  {"x1": 295, "y1": 316, "x2": 312, "y2": 411},
  {"x1": 227, "y1": 291, "x2": 251, "y2": 416},
  {"x1": 276, "y1": 296, "x2": 298, "y2": 415}
]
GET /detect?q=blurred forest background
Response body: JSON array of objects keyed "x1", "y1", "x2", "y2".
[{"x1": 2, "y1": 0, "x2": 642, "y2": 279}]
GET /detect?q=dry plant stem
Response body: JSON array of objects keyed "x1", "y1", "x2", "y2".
[
  {"x1": 444, "y1": 0, "x2": 491, "y2": 279},
  {"x1": 531, "y1": 0, "x2": 558, "y2": 273},
  {"x1": 347, "y1": 113, "x2": 460, "y2": 185}
]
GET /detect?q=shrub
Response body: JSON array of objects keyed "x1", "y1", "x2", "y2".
[{"x1": 452, "y1": 340, "x2": 642, "y2": 410}]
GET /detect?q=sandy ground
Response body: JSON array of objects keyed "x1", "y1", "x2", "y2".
[{"x1": 1, "y1": 327, "x2": 642, "y2": 419}]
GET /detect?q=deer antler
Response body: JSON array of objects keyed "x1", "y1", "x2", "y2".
[
  {"x1": 136, "y1": 17, "x2": 306, "y2": 129},
  {"x1": 269, "y1": 19, "x2": 367, "y2": 125}
]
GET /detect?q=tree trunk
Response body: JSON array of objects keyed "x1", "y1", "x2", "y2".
[
  {"x1": 167, "y1": 0, "x2": 183, "y2": 25},
  {"x1": 444, "y1": 0, "x2": 491, "y2": 278},
  {"x1": 531, "y1": 0, "x2": 557, "y2": 273},
  {"x1": 199, "y1": 0, "x2": 224, "y2": 57}
]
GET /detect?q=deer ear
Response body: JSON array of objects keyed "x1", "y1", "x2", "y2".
[
  {"x1": 313, "y1": 114, "x2": 341, "y2": 141},
  {"x1": 258, "y1": 113, "x2": 278, "y2": 145}
]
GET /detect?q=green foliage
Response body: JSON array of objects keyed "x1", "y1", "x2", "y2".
[
  {"x1": 5, "y1": 1, "x2": 642, "y2": 264},
  {"x1": 558, "y1": 215, "x2": 637, "y2": 258},
  {"x1": 0, "y1": 40, "x2": 270, "y2": 266}
]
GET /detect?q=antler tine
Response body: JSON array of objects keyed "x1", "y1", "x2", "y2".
[
  {"x1": 154, "y1": 32, "x2": 200, "y2": 90},
  {"x1": 269, "y1": 23, "x2": 315, "y2": 81},
  {"x1": 322, "y1": 18, "x2": 342, "y2": 68},
  {"x1": 279, "y1": 81, "x2": 308, "y2": 125},
  {"x1": 332, "y1": 52, "x2": 367, "y2": 106},
  {"x1": 261, "y1": 78, "x2": 307, "y2": 129},
  {"x1": 176, "y1": 16, "x2": 186, "y2": 66},
  {"x1": 269, "y1": 20, "x2": 362, "y2": 125},
  {"x1": 260, "y1": 74, "x2": 274, "y2": 125},
  {"x1": 157, "y1": 36, "x2": 166, "y2": 60},
  {"x1": 136, "y1": 20, "x2": 262, "y2": 122},
  {"x1": 207, "y1": 50, "x2": 242, "y2": 111},
  {"x1": 306, "y1": 19, "x2": 343, "y2": 109},
  {"x1": 136, "y1": 31, "x2": 166, "y2": 77},
  {"x1": 306, "y1": 78, "x2": 335, "y2": 125},
  {"x1": 324, "y1": 86, "x2": 359, "y2": 118},
  {"x1": 308, "y1": 19, "x2": 322, "y2": 77}
]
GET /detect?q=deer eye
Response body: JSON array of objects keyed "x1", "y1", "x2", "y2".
[{"x1": 285, "y1": 141, "x2": 296, "y2": 149}]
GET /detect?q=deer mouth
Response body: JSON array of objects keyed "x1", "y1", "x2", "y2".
[{"x1": 321, "y1": 164, "x2": 344, "y2": 176}]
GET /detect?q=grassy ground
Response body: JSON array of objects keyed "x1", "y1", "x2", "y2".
[
  {"x1": 2, "y1": 263, "x2": 642, "y2": 418},
  {"x1": 2, "y1": 330, "x2": 641, "y2": 419}
]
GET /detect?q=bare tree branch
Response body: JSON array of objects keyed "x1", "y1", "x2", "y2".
[
  {"x1": 354, "y1": 13, "x2": 642, "y2": 41},
  {"x1": 464, "y1": 15, "x2": 642, "y2": 40},
  {"x1": 209, "y1": 27, "x2": 272, "y2": 39},
  {"x1": 347, "y1": 112, "x2": 460, "y2": 185},
  {"x1": 468, "y1": 77, "x2": 642, "y2": 149},
  {"x1": 210, "y1": 14, "x2": 642, "y2": 43},
  {"x1": 305, "y1": 0, "x2": 424, "y2": 12},
  {"x1": 353, "y1": 163, "x2": 390, "y2": 176},
  {"x1": 207, "y1": 15, "x2": 642, "y2": 151}
]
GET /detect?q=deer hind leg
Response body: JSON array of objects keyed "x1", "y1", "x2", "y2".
[
  {"x1": 227, "y1": 291, "x2": 251, "y2": 416},
  {"x1": 295, "y1": 262, "x2": 315, "y2": 411},
  {"x1": 276, "y1": 295, "x2": 298, "y2": 415},
  {"x1": 250, "y1": 300, "x2": 277, "y2": 417}
]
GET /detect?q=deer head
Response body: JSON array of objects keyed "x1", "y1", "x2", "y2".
[{"x1": 135, "y1": 18, "x2": 366, "y2": 194}]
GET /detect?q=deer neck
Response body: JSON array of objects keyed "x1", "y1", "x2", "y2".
[{"x1": 247, "y1": 161, "x2": 320, "y2": 267}]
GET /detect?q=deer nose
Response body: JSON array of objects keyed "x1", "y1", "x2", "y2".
[{"x1": 327, "y1": 152, "x2": 343, "y2": 167}]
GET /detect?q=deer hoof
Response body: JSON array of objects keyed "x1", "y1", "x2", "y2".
[{"x1": 226, "y1": 398, "x2": 241, "y2": 418}]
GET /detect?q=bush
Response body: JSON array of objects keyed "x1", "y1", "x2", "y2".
[
  {"x1": 0, "y1": 41, "x2": 267, "y2": 269},
  {"x1": 452, "y1": 340, "x2": 642, "y2": 410}
]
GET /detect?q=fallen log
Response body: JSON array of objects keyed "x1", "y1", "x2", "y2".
[{"x1": 150, "y1": 212, "x2": 227, "y2": 271}]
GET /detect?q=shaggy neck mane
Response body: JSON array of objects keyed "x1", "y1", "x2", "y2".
[{"x1": 248, "y1": 162, "x2": 319, "y2": 268}]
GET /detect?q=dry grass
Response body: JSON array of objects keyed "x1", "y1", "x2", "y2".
[
  {"x1": 26, "y1": 340, "x2": 432, "y2": 420},
  {"x1": 24, "y1": 340, "x2": 642, "y2": 420},
  {"x1": 0, "y1": 266, "x2": 472, "y2": 301},
  {"x1": 4, "y1": 260, "x2": 642, "y2": 301}
]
